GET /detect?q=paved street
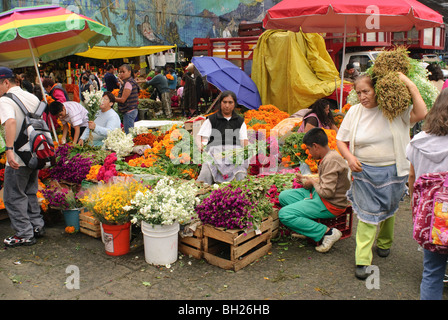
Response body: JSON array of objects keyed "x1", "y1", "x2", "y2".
[{"x1": 0, "y1": 196, "x2": 446, "y2": 304}]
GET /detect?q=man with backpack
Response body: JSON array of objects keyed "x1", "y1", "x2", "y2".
[{"x1": 0, "y1": 67, "x2": 45, "y2": 247}]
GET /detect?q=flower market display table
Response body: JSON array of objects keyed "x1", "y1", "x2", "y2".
[
  {"x1": 202, "y1": 216, "x2": 273, "y2": 272},
  {"x1": 134, "y1": 120, "x2": 184, "y2": 129}
]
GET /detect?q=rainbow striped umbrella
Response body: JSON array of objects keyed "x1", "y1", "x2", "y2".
[{"x1": 0, "y1": 5, "x2": 112, "y2": 68}]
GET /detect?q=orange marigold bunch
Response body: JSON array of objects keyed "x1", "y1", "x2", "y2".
[
  {"x1": 244, "y1": 104, "x2": 289, "y2": 137},
  {"x1": 133, "y1": 132, "x2": 163, "y2": 146},
  {"x1": 138, "y1": 90, "x2": 151, "y2": 99},
  {"x1": 182, "y1": 168, "x2": 198, "y2": 179},
  {"x1": 128, "y1": 148, "x2": 159, "y2": 168},
  {"x1": 65, "y1": 226, "x2": 76, "y2": 234},
  {"x1": 342, "y1": 103, "x2": 351, "y2": 113},
  {"x1": 304, "y1": 129, "x2": 340, "y2": 173},
  {"x1": 86, "y1": 164, "x2": 102, "y2": 180},
  {"x1": 323, "y1": 129, "x2": 340, "y2": 155}
]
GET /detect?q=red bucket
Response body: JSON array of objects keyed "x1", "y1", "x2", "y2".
[{"x1": 101, "y1": 222, "x2": 131, "y2": 256}]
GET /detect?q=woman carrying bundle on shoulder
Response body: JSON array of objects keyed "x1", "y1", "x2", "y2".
[{"x1": 336, "y1": 73, "x2": 427, "y2": 280}]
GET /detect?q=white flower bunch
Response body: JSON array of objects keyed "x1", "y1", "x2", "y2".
[
  {"x1": 102, "y1": 128, "x2": 134, "y2": 159},
  {"x1": 407, "y1": 59, "x2": 439, "y2": 111},
  {"x1": 82, "y1": 90, "x2": 104, "y2": 120},
  {"x1": 129, "y1": 126, "x2": 150, "y2": 137},
  {"x1": 129, "y1": 177, "x2": 200, "y2": 226}
]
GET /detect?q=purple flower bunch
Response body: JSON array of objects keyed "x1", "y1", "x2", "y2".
[
  {"x1": 41, "y1": 186, "x2": 68, "y2": 209},
  {"x1": 196, "y1": 186, "x2": 256, "y2": 230},
  {"x1": 49, "y1": 145, "x2": 93, "y2": 184}
]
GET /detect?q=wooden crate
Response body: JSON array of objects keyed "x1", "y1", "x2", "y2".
[
  {"x1": 178, "y1": 225, "x2": 203, "y2": 260},
  {"x1": 202, "y1": 216, "x2": 273, "y2": 272},
  {"x1": 270, "y1": 208, "x2": 280, "y2": 238},
  {"x1": 79, "y1": 208, "x2": 101, "y2": 238}
]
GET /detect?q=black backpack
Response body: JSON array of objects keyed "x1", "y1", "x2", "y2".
[{"x1": 4, "y1": 93, "x2": 55, "y2": 170}]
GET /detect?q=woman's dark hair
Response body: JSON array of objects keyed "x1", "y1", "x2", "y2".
[
  {"x1": 82, "y1": 75, "x2": 89, "y2": 81},
  {"x1": 42, "y1": 77, "x2": 55, "y2": 88},
  {"x1": 120, "y1": 64, "x2": 135, "y2": 78},
  {"x1": 426, "y1": 63, "x2": 444, "y2": 81},
  {"x1": 218, "y1": 90, "x2": 238, "y2": 108},
  {"x1": 49, "y1": 101, "x2": 64, "y2": 116},
  {"x1": 103, "y1": 91, "x2": 116, "y2": 104},
  {"x1": 303, "y1": 127, "x2": 329, "y2": 147},
  {"x1": 305, "y1": 98, "x2": 334, "y2": 127},
  {"x1": 422, "y1": 89, "x2": 448, "y2": 136}
]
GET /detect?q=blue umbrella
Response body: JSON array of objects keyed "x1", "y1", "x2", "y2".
[{"x1": 191, "y1": 56, "x2": 261, "y2": 110}]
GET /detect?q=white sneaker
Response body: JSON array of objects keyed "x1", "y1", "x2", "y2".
[{"x1": 315, "y1": 228, "x2": 342, "y2": 253}]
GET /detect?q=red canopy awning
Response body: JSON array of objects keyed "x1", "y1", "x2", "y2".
[{"x1": 263, "y1": 0, "x2": 444, "y2": 33}]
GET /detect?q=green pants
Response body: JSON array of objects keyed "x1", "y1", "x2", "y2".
[
  {"x1": 278, "y1": 188, "x2": 335, "y2": 242},
  {"x1": 355, "y1": 216, "x2": 395, "y2": 266}
]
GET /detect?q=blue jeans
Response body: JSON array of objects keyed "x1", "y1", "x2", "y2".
[
  {"x1": 420, "y1": 249, "x2": 448, "y2": 300},
  {"x1": 122, "y1": 109, "x2": 138, "y2": 134}
]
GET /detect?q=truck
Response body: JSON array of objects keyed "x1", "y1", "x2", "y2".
[{"x1": 193, "y1": 22, "x2": 446, "y2": 108}]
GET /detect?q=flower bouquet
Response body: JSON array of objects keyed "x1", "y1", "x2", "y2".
[
  {"x1": 49, "y1": 144, "x2": 93, "y2": 184},
  {"x1": 196, "y1": 182, "x2": 270, "y2": 231},
  {"x1": 244, "y1": 105, "x2": 290, "y2": 138},
  {"x1": 41, "y1": 184, "x2": 82, "y2": 210},
  {"x1": 128, "y1": 177, "x2": 200, "y2": 226},
  {"x1": 82, "y1": 90, "x2": 103, "y2": 121},
  {"x1": 80, "y1": 179, "x2": 146, "y2": 225},
  {"x1": 102, "y1": 128, "x2": 134, "y2": 159},
  {"x1": 281, "y1": 132, "x2": 308, "y2": 167}
]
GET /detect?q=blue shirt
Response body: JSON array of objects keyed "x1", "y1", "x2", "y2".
[
  {"x1": 168, "y1": 73, "x2": 177, "y2": 90},
  {"x1": 104, "y1": 72, "x2": 119, "y2": 92}
]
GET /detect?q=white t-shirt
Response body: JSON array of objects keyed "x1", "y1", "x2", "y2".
[
  {"x1": 0, "y1": 86, "x2": 40, "y2": 167},
  {"x1": 337, "y1": 105, "x2": 395, "y2": 166}
]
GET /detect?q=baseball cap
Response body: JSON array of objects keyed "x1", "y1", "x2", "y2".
[{"x1": 0, "y1": 67, "x2": 14, "y2": 79}]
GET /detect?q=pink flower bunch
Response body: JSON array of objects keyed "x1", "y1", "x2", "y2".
[
  {"x1": 96, "y1": 153, "x2": 118, "y2": 183},
  {"x1": 266, "y1": 178, "x2": 303, "y2": 209}
]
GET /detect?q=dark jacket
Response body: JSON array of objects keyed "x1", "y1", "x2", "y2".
[{"x1": 207, "y1": 111, "x2": 244, "y2": 147}]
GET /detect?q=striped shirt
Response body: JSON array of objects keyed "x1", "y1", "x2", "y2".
[{"x1": 61, "y1": 101, "x2": 88, "y2": 127}]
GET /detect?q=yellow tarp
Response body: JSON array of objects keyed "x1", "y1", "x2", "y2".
[
  {"x1": 76, "y1": 45, "x2": 175, "y2": 60},
  {"x1": 252, "y1": 30, "x2": 342, "y2": 115}
]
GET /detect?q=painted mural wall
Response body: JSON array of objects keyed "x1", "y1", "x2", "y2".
[{"x1": 3, "y1": 0, "x2": 282, "y2": 47}]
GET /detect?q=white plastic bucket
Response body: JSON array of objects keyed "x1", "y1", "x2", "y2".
[{"x1": 141, "y1": 221, "x2": 179, "y2": 265}]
